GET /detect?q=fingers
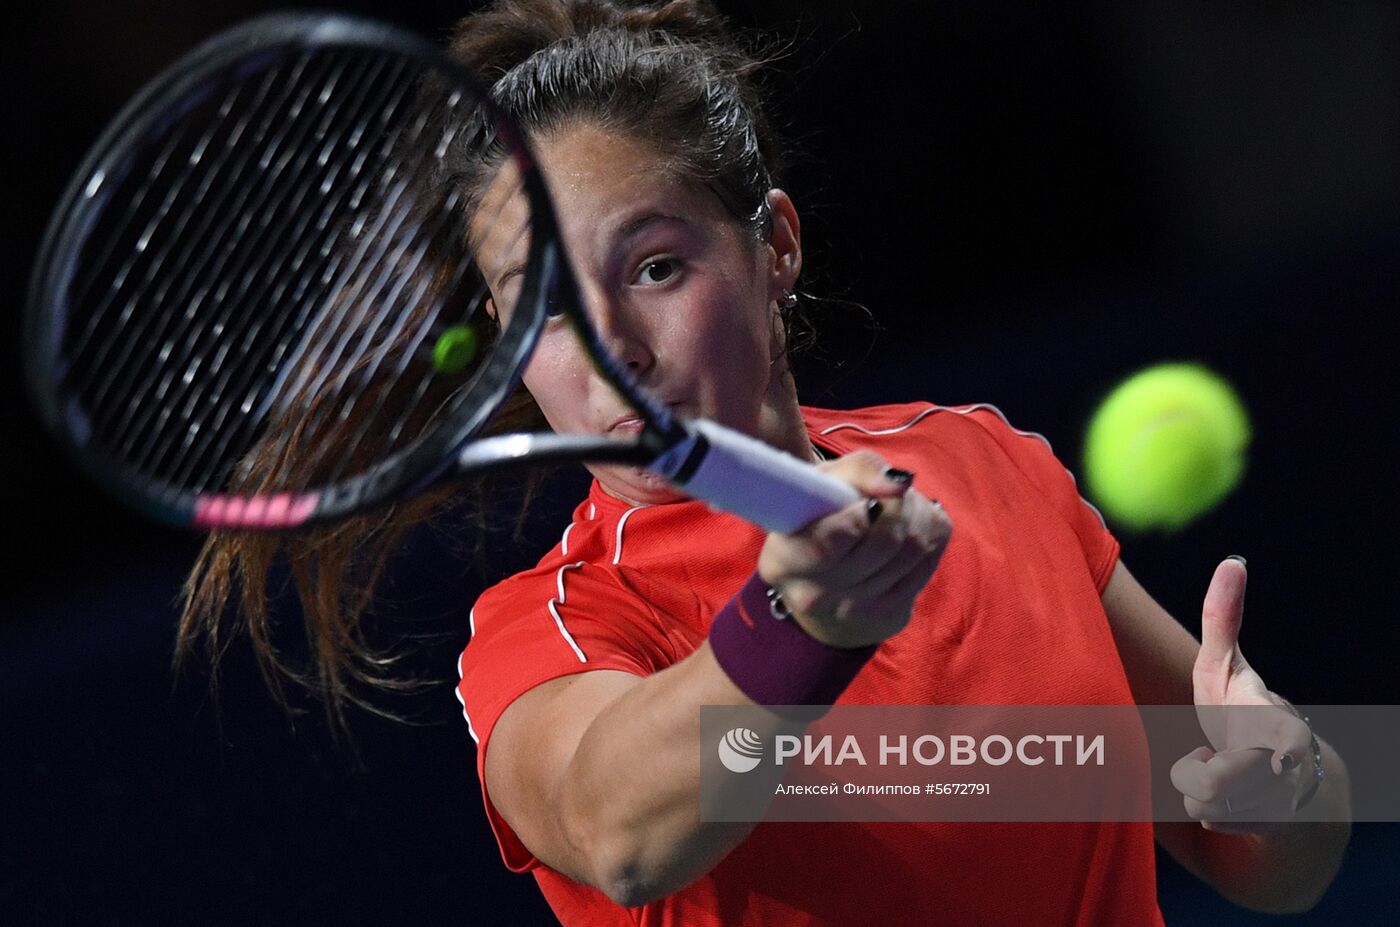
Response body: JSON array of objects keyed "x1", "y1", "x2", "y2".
[
  {"x1": 761, "y1": 492, "x2": 893, "y2": 580},
  {"x1": 757, "y1": 451, "x2": 952, "y2": 648},
  {"x1": 768, "y1": 492, "x2": 949, "y2": 609},
  {"x1": 816, "y1": 449, "x2": 920, "y2": 501},
  {"x1": 777, "y1": 495, "x2": 948, "y2": 619},
  {"x1": 760, "y1": 451, "x2": 936, "y2": 582},
  {"x1": 1248, "y1": 705, "x2": 1313, "y2": 776},
  {"x1": 1171, "y1": 745, "x2": 1299, "y2": 830},
  {"x1": 1199, "y1": 699, "x2": 1311, "y2": 763},
  {"x1": 1172, "y1": 746, "x2": 1272, "y2": 812},
  {"x1": 819, "y1": 488, "x2": 946, "y2": 589}
]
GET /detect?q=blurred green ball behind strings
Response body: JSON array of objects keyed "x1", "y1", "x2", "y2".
[{"x1": 433, "y1": 324, "x2": 479, "y2": 375}]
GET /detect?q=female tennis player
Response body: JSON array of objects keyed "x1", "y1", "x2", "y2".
[{"x1": 179, "y1": 1, "x2": 1350, "y2": 922}]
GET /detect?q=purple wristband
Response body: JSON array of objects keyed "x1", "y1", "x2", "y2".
[{"x1": 709, "y1": 573, "x2": 877, "y2": 718}]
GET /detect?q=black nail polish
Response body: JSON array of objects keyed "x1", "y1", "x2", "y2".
[
  {"x1": 1279, "y1": 754, "x2": 1297, "y2": 772},
  {"x1": 884, "y1": 468, "x2": 914, "y2": 485},
  {"x1": 1228, "y1": 554, "x2": 1247, "y2": 567},
  {"x1": 866, "y1": 499, "x2": 883, "y2": 522}
]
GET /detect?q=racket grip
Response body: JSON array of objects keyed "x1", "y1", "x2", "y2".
[{"x1": 652, "y1": 419, "x2": 860, "y2": 533}]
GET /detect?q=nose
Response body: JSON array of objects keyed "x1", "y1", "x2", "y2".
[{"x1": 582, "y1": 284, "x2": 656, "y2": 376}]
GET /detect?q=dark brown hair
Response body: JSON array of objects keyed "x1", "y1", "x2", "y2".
[{"x1": 176, "y1": 0, "x2": 798, "y2": 734}]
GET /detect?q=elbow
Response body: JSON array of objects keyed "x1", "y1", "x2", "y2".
[
  {"x1": 1216, "y1": 821, "x2": 1351, "y2": 915},
  {"x1": 600, "y1": 869, "x2": 664, "y2": 909},
  {"x1": 561, "y1": 810, "x2": 677, "y2": 907},
  {"x1": 591, "y1": 836, "x2": 692, "y2": 907},
  {"x1": 1233, "y1": 881, "x2": 1329, "y2": 916},
  {"x1": 584, "y1": 816, "x2": 753, "y2": 905},
  {"x1": 1279, "y1": 890, "x2": 1328, "y2": 916},
  {"x1": 555, "y1": 779, "x2": 741, "y2": 906},
  {"x1": 1249, "y1": 853, "x2": 1348, "y2": 915},
  {"x1": 586, "y1": 826, "x2": 704, "y2": 907}
]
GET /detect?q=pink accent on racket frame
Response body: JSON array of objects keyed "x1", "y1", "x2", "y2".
[{"x1": 193, "y1": 492, "x2": 319, "y2": 529}]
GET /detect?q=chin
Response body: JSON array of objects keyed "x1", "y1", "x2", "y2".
[{"x1": 591, "y1": 463, "x2": 688, "y2": 506}]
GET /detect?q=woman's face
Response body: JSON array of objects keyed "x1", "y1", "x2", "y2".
[{"x1": 473, "y1": 124, "x2": 804, "y2": 505}]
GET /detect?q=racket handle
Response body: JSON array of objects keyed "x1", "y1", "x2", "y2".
[{"x1": 652, "y1": 419, "x2": 861, "y2": 533}]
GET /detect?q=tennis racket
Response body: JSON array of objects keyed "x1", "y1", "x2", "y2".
[{"x1": 25, "y1": 13, "x2": 858, "y2": 533}]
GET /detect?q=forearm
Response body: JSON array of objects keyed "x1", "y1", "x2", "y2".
[
  {"x1": 539, "y1": 461, "x2": 932, "y2": 904},
  {"x1": 557, "y1": 639, "x2": 802, "y2": 905},
  {"x1": 1186, "y1": 738, "x2": 1351, "y2": 913}
]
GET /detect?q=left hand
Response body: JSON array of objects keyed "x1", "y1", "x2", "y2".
[{"x1": 1170, "y1": 557, "x2": 1314, "y2": 835}]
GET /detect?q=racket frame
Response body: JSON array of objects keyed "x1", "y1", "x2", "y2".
[{"x1": 26, "y1": 14, "x2": 577, "y2": 528}]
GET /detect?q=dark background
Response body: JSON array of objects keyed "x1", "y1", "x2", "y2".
[{"x1": 3, "y1": 1, "x2": 1397, "y2": 923}]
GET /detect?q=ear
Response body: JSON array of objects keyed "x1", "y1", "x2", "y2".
[{"x1": 764, "y1": 189, "x2": 803, "y2": 298}]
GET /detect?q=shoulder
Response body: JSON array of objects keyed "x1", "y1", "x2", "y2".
[
  {"x1": 802, "y1": 400, "x2": 1049, "y2": 454},
  {"x1": 801, "y1": 401, "x2": 943, "y2": 437},
  {"x1": 803, "y1": 399, "x2": 1104, "y2": 524}
]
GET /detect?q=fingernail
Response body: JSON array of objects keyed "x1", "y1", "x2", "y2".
[
  {"x1": 1228, "y1": 554, "x2": 1247, "y2": 567},
  {"x1": 884, "y1": 468, "x2": 914, "y2": 486},
  {"x1": 866, "y1": 499, "x2": 883, "y2": 522},
  {"x1": 1279, "y1": 754, "x2": 1297, "y2": 772}
]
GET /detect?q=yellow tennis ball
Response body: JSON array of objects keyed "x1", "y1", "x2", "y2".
[{"x1": 1083, "y1": 363, "x2": 1250, "y2": 532}]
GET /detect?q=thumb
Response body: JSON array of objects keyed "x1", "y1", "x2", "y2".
[
  {"x1": 1198, "y1": 556, "x2": 1248, "y2": 671},
  {"x1": 1192, "y1": 560, "x2": 1248, "y2": 705}
]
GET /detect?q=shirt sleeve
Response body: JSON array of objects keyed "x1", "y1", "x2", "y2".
[
  {"x1": 456, "y1": 561, "x2": 675, "y2": 871},
  {"x1": 960, "y1": 405, "x2": 1121, "y2": 592}
]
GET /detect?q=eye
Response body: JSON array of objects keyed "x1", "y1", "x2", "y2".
[
  {"x1": 636, "y1": 258, "x2": 680, "y2": 286},
  {"x1": 544, "y1": 290, "x2": 566, "y2": 320}
]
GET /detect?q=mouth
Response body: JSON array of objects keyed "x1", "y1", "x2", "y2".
[{"x1": 608, "y1": 401, "x2": 687, "y2": 434}]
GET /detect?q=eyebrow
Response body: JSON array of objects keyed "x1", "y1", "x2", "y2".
[
  {"x1": 616, "y1": 211, "x2": 687, "y2": 240},
  {"x1": 492, "y1": 261, "x2": 526, "y2": 293}
]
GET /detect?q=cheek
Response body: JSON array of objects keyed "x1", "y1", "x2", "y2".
[
  {"x1": 681, "y1": 281, "x2": 776, "y2": 394},
  {"x1": 520, "y1": 333, "x2": 592, "y2": 428},
  {"x1": 713, "y1": 277, "x2": 774, "y2": 361}
]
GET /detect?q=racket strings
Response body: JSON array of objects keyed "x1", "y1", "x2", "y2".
[
  {"x1": 71, "y1": 53, "x2": 328, "y2": 405},
  {"x1": 312, "y1": 246, "x2": 472, "y2": 486},
  {"x1": 207, "y1": 68, "x2": 513, "y2": 497},
  {"x1": 115, "y1": 52, "x2": 410, "y2": 486},
  {"x1": 63, "y1": 72, "x2": 272, "y2": 368},
  {"x1": 145, "y1": 60, "x2": 402, "y2": 421},
  {"x1": 264, "y1": 177, "x2": 440, "y2": 435},
  {"x1": 72, "y1": 50, "x2": 349, "y2": 482},
  {"x1": 311, "y1": 181, "x2": 535, "y2": 486},
  {"x1": 271, "y1": 198, "x2": 466, "y2": 488},
  {"x1": 133, "y1": 55, "x2": 427, "y2": 491},
  {"x1": 251, "y1": 179, "x2": 460, "y2": 486},
  {"x1": 255, "y1": 109, "x2": 534, "y2": 492},
  {"x1": 167, "y1": 128, "x2": 428, "y2": 495}
]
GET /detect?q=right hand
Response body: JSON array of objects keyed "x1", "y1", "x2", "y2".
[{"x1": 757, "y1": 450, "x2": 952, "y2": 649}]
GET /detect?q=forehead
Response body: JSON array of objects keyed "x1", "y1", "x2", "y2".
[{"x1": 537, "y1": 124, "x2": 677, "y2": 195}]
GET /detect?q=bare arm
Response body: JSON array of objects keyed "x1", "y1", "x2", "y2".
[
  {"x1": 485, "y1": 451, "x2": 949, "y2": 906},
  {"x1": 484, "y1": 646, "x2": 787, "y2": 906},
  {"x1": 1101, "y1": 559, "x2": 1351, "y2": 913}
]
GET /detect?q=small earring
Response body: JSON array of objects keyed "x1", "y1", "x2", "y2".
[{"x1": 779, "y1": 290, "x2": 798, "y2": 310}]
